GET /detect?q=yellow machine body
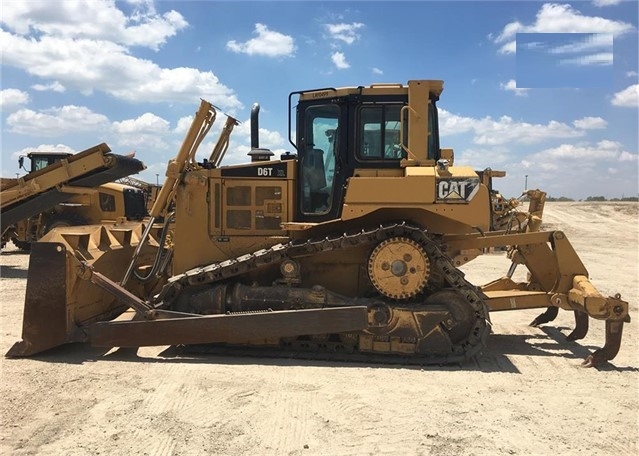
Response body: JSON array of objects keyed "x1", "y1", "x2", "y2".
[{"x1": 7, "y1": 80, "x2": 630, "y2": 367}]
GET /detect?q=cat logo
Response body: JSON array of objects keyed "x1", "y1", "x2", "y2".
[{"x1": 437, "y1": 178, "x2": 480, "y2": 203}]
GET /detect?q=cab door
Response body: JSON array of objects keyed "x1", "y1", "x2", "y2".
[{"x1": 295, "y1": 102, "x2": 348, "y2": 222}]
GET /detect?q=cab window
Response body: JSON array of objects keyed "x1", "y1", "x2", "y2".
[
  {"x1": 32, "y1": 157, "x2": 50, "y2": 171},
  {"x1": 99, "y1": 192, "x2": 116, "y2": 212},
  {"x1": 300, "y1": 104, "x2": 339, "y2": 215},
  {"x1": 358, "y1": 104, "x2": 404, "y2": 160}
]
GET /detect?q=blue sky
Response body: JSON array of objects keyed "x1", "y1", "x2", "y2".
[{"x1": 1, "y1": 0, "x2": 637, "y2": 199}]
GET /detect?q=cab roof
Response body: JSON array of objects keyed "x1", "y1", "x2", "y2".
[{"x1": 297, "y1": 79, "x2": 444, "y2": 101}]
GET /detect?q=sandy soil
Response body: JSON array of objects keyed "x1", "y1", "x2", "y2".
[{"x1": 1, "y1": 202, "x2": 637, "y2": 456}]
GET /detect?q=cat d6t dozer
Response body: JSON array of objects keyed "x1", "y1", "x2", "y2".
[{"x1": 7, "y1": 80, "x2": 630, "y2": 367}]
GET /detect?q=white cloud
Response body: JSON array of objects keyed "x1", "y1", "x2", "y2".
[
  {"x1": 439, "y1": 108, "x2": 585, "y2": 145},
  {"x1": 6, "y1": 105, "x2": 110, "y2": 136},
  {"x1": 324, "y1": 22, "x2": 365, "y2": 45},
  {"x1": 573, "y1": 116, "x2": 607, "y2": 129},
  {"x1": 256, "y1": 129, "x2": 286, "y2": 149},
  {"x1": 522, "y1": 41, "x2": 546, "y2": 50},
  {"x1": 226, "y1": 23, "x2": 295, "y2": 58},
  {"x1": 0, "y1": 0, "x2": 188, "y2": 51},
  {"x1": 112, "y1": 112, "x2": 171, "y2": 150},
  {"x1": 372, "y1": 67, "x2": 383, "y2": 75},
  {"x1": 520, "y1": 159, "x2": 559, "y2": 172},
  {"x1": 611, "y1": 84, "x2": 639, "y2": 107},
  {"x1": 514, "y1": 34, "x2": 614, "y2": 66},
  {"x1": 174, "y1": 115, "x2": 195, "y2": 136},
  {"x1": 515, "y1": 140, "x2": 638, "y2": 198},
  {"x1": 499, "y1": 41, "x2": 517, "y2": 54},
  {"x1": 112, "y1": 112, "x2": 169, "y2": 135},
  {"x1": 331, "y1": 52, "x2": 350, "y2": 70},
  {"x1": 500, "y1": 79, "x2": 530, "y2": 96},
  {"x1": 619, "y1": 151, "x2": 638, "y2": 162},
  {"x1": 627, "y1": 71, "x2": 638, "y2": 78},
  {"x1": 31, "y1": 81, "x2": 66, "y2": 92},
  {"x1": 560, "y1": 52, "x2": 613, "y2": 66},
  {"x1": 528, "y1": 140, "x2": 637, "y2": 162},
  {"x1": 454, "y1": 146, "x2": 513, "y2": 170},
  {"x1": 548, "y1": 33, "x2": 612, "y2": 54},
  {"x1": 442, "y1": 107, "x2": 636, "y2": 200},
  {"x1": 0, "y1": 89, "x2": 30, "y2": 108},
  {"x1": 451, "y1": 141, "x2": 637, "y2": 200},
  {"x1": 493, "y1": 3, "x2": 634, "y2": 54},
  {"x1": 0, "y1": 31, "x2": 242, "y2": 110},
  {"x1": 592, "y1": 0, "x2": 623, "y2": 7},
  {"x1": 323, "y1": 22, "x2": 366, "y2": 77}
]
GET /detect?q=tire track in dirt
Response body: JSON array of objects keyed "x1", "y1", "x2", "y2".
[
  {"x1": 141, "y1": 363, "x2": 251, "y2": 455},
  {"x1": 242, "y1": 366, "x2": 319, "y2": 455},
  {"x1": 128, "y1": 430, "x2": 177, "y2": 456},
  {"x1": 144, "y1": 381, "x2": 203, "y2": 415},
  {"x1": 308, "y1": 370, "x2": 451, "y2": 455}
]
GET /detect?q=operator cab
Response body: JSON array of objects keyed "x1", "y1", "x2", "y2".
[
  {"x1": 19, "y1": 152, "x2": 73, "y2": 173},
  {"x1": 290, "y1": 81, "x2": 442, "y2": 222}
]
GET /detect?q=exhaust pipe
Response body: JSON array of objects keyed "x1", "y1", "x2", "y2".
[
  {"x1": 250, "y1": 103, "x2": 260, "y2": 150},
  {"x1": 248, "y1": 102, "x2": 274, "y2": 163}
]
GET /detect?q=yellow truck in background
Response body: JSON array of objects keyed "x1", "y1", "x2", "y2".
[{"x1": 1, "y1": 143, "x2": 147, "y2": 250}]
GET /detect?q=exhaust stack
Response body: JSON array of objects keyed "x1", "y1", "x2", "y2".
[{"x1": 248, "y1": 103, "x2": 274, "y2": 163}]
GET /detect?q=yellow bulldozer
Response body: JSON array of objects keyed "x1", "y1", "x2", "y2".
[{"x1": 7, "y1": 80, "x2": 630, "y2": 367}]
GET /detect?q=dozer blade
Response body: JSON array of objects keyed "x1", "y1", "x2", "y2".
[
  {"x1": 7, "y1": 223, "x2": 159, "y2": 357},
  {"x1": 7, "y1": 243, "x2": 71, "y2": 356}
]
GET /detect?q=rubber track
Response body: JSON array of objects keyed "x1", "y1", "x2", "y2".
[{"x1": 154, "y1": 222, "x2": 490, "y2": 364}]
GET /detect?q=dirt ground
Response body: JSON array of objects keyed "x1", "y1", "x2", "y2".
[{"x1": 1, "y1": 202, "x2": 637, "y2": 456}]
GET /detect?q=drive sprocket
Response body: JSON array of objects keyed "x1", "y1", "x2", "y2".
[{"x1": 367, "y1": 237, "x2": 429, "y2": 299}]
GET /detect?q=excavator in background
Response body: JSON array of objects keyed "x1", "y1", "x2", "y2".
[
  {"x1": 7, "y1": 80, "x2": 630, "y2": 367},
  {"x1": 1, "y1": 146, "x2": 147, "y2": 250}
]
